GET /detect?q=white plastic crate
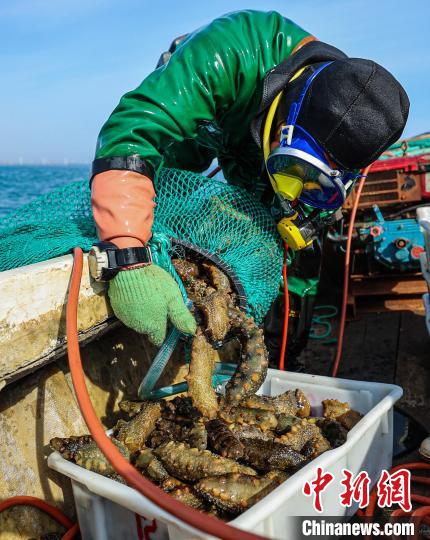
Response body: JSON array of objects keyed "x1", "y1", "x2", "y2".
[
  {"x1": 417, "y1": 208, "x2": 430, "y2": 334},
  {"x1": 417, "y1": 207, "x2": 430, "y2": 267},
  {"x1": 423, "y1": 293, "x2": 430, "y2": 336},
  {"x1": 48, "y1": 369, "x2": 402, "y2": 539},
  {"x1": 419, "y1": 252, "x2": 430, "y2": 292}
]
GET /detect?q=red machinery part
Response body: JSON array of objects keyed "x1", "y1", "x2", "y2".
[
  {"x1": 368, "y1": 155, "x2": 429, "y2": 174},
  {"x1": 422, "y1": 165, "x2": 430, "y2": 199},
  {"x1": 67, "y1": 247, "x2": 266, "y2": 540},
  {"x1": 370, "y1": 225, "x2": 383, "y2": 238},
  {"x1": 411, "y1": 245, "x2": 425, "y2": 260},
  {"x1": 344, "y1": 154, "x2": 430, "y2": 210},
  {"x1": 370, "y1": 154, "x2": 430, "y2": 200}
]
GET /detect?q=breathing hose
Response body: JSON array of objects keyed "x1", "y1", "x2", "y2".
[
  {"x1": 309, "y1": 305, "x2": 338, "y2": 341},
  {"x1": 279, "y1": 242, "x2": 289, "y2": 370},
  {"x1": 67, "y1": 247, "x2": 265, "y2": 540},
  {"x1": 332, "y1": 165, "x2": 371, "y2": 377},
  {"x1": 137, "y1": 300, "x2": 192, "y2": 400}
]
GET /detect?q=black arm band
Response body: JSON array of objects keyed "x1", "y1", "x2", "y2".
[{"x1": 91, "y1": 155, "x2": 155, "y2": 182}]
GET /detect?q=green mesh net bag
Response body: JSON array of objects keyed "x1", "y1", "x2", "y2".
[{"x1": 0, "y1": 168, "x2": 283, "y2": 322}]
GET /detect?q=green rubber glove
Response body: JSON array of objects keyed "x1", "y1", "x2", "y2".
[{"x1": 108, "y1": 264, "x2": 196, "y2": 346}]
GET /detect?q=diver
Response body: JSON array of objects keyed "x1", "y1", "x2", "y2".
[{"x1": 88, "y1": 10, "x2": 409, "y2": 369}]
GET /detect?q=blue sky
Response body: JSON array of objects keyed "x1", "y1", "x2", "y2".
[{"x1": 0, "y1": 0, "x2": 428, "y2": 163}]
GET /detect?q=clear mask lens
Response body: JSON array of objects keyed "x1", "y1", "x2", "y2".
[{"x1": 268, "y1": 153, "x2": 345, "y2": 209}]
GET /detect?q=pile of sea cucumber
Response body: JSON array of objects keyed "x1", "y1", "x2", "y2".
[{"x1": 51, "y1": 393, "x2": 362, "y2": 519}]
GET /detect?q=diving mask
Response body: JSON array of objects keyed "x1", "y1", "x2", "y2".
[
  {"x1": 267, "y1": 124, "x2": 358, "y2": 210},
  {"x1": 265, "y1": 61, "x2": 359, "y2": 211},
  {"x1": 263, "y1": 62, "x2": 359, "y2": 250}
]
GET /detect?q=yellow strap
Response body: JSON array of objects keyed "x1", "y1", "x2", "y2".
[
  {"x1": 262, "y1": 66, "x2": 308, "y2": 164},
  {"x1": 290, "y1": 66, "x2": 308, "y2": 83},
  {"x1": 263, "y1": 92, "x2": 283, "y2": 163}
]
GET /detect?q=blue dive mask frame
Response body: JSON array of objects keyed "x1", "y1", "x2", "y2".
[{"x1": 266, "y1": 61, "x2": 359, "y2": 210}]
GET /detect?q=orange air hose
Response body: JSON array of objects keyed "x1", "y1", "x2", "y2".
[
  {"x1": 357, "y1": 462, "x2": 430, "y2": 539},
  {"x1": 279, "y1": 242, "x2": 289, "y2": 370},
  {"x1": 66, "y1": 247, "x2": 266, "y2": 540},
  {"x1": 410, "y1": 507, "x2": 430, "y2": 540},
  {"x1": 207, "y1": 165, "x2": 222, "y2": 178},
  {"x1": 332, "y1": 165, "x2": 371, "y2": 377},
  {"x1": 61, "y1": 523, "x2": 80, "y2": 540},
  {"x1": 0, "y1": 496, "x2": 78, "y2": 539}
]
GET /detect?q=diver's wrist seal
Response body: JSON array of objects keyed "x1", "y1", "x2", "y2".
[{"x1": 88, "y1": 241, "x2": 152, "y2": 281}]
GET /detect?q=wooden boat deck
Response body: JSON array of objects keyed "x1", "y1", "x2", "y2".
[{"x1": 303, "y1": 310, "x2": 430, "y2": 433}]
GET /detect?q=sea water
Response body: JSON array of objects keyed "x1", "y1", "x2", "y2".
[{"x1": 0, "y1": 165, "x2": 90, "y2": 219}]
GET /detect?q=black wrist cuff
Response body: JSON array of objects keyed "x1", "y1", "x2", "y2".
[
  {"x1": 113, "y1": 246, "x2": 152, "y2": 267},
  {"x1": 94, "y1": 242, "x2": 153, "y2": 280},
  {"x1": 91, "y1": 155, "x2": 155, "y2": 182}
]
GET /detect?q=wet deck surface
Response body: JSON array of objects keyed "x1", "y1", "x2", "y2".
[
  {"x1": 301, "y1": 310, "x2": 430, "y2": 432},
  {"x1": 300, "y1": 307, "x2": 430, "y2": 473}
]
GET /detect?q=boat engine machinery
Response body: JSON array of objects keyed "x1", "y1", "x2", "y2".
[
  {"x1": 333, "y1": 155, "x2": 430, "y2": 273},
  {"x1": 359, "y1": 205, "x2": 425, "y2": 272},
  {"x1": 327, "y1": 152, "x2": 430, "y2": 314}
]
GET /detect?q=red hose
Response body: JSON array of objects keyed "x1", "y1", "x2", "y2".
[
  {"x1": 66, "y1": 247, "x2": 265, "y2": 540},
  {"x1": 279, "y1": 242, "x2": 289, "y2": 370},
  {"x1": 62, "y1": 523, "x2": 80, "y2": 540},
  {"x1": 390, "y1": 507, "x2": 430, "y2": 526},
  {"x1": 410, "y1": 507, "x2": 430, "y2": 539},
  {"x1": 332, "y1": 165, "x2": 372, "y2": 377},
  {"x1": 0, "y1": 496, "x2": 78, "y2": 539},
  {"x1": 331, "y1": 161, "x2": 430, "y2": 534},
  {"x1": 207, "y1": 165, "x2": 222, "y2": 178},
  {"x1": 358, "y1": 461, "x2": 430, "y2": 539}
]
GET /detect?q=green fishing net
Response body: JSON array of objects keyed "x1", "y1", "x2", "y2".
[{"x1": 0, "y1": 168, "x2": 283, "y2": 323}]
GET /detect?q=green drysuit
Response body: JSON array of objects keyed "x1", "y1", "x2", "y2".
[
  {"x1": 95, "y1": 9, "x2": 310, "y2": 189},
  {"x1": 94, "y1": 9, "x2": 319, "y2": 305}
]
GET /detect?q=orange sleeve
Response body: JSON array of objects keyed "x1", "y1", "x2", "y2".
[{"x1": 91, "y1": 170, "x2": 156, "y2": 249}]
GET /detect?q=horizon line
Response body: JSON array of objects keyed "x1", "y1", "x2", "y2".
[{"x1": 0, "y1": 162, "x2": 91, "y2": 166}]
